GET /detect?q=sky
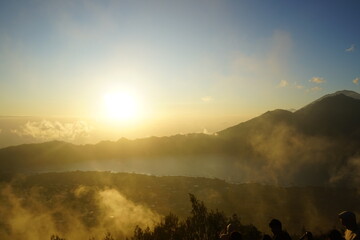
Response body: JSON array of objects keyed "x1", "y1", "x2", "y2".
[{"x1": 0, "y1": 0, "x2": 360, "y2": 146}]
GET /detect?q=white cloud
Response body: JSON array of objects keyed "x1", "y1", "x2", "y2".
[
  {"x1": 277, "y1": 80, "x2": 305, "y2": 90},
  {"x1": 295, "y1": 83, "x2": 304, "y2": 89},
  {"x1": 346, "y1": 44, "x2": 356, "y2": 52},
  {"x1": 353, "y1": 77, "x2": 360, "y2": 85},
  {"x1": 11, "y1": 120, "x2": 93, "y2": 141},
  {"x1": 276, "y1": 80, "x2": 306, "y2": 90},
  {"x1": 201, "y1": 96, "x2": 213, "y2": 102},
  {"x1": 278, "y1": 80, "x2": 289, "y2": 88},
  {"x1": 309, "y1": 77, "x2": 326, "y2": 84},
  {"x1": 307, "y1": 86, "x2": 322, "y2": 92}
]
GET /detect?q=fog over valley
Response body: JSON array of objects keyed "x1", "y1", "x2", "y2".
[
  {"x1": 2, "y1": 1, "x2": 360, "y2": 239},
  {"x1": 2, "y1": 91, "x2": 360, "y2": 239},
  {"x1": 3, "y1": 91, "x2": 360, "y2": 187}
]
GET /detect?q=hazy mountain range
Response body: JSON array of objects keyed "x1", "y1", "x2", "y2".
[{"x1": 2, "y1": 90, "x2": 360, "y2": 187}]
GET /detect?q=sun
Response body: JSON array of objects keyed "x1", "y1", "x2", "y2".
[{"x1": 103, "y1": 92, "x2": 139, "y2": 121}]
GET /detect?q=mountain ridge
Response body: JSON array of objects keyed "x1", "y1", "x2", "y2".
[
  {"x1": 1, "y1": 90, "x2": 360, "y2": 187},
  {"x1": 219, "y1": 91, "x2": 360, "y2": 138}
]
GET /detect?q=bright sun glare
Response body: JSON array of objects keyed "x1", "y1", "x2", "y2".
[{"x1": 103, "y1": 92, "x2": 139, "y2": 121}]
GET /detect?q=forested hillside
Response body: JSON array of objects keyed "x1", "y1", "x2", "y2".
[{"x1": 0, "y1": 171, "x2": 355, "y2": 239}]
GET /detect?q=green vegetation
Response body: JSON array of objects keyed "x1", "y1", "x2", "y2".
[
  {"x1": 48, "y1": 194, "x2": 261, "y2": 240},
  {"x1": 131, "y1": 194, "x2": 260, "y2": 240},
  {"x1": 0, "y1": 171, "x2": 356, "y2": 240}
]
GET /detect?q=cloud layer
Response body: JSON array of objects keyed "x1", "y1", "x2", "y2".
[
  {"x1": 309, "y1": 77, "x2": 326, "y2": 84},
  {"x1": 11, "y1": 120, "x2": 93, "y2": 141}
]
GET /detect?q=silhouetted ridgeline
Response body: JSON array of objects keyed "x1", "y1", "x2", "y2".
[
  {"x1": 0, "y1": 171, "x2": 357, "y2": 240},
  {"x1": 2, "y1": 91, "x2": 360, "y2": 186}
]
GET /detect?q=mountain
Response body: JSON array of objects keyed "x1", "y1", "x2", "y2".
[
  {"x1": 307, "y1": 90, "x2": 360, "y2": 104},
  {"x1": 218, "y1": 90, "x2": 360, "y2": 138},
  {"x1": 294, "y1": 92, "x2": 360, "y2": 136},
  {"x1": 217, "y1": 109, "x2": 294, "y2": 138},
  {"x1": 1, "y1": 90, "x2": 360, "y2": 186}
]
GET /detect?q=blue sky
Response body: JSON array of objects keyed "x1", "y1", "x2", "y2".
[{"x1": 0, "y1": 0, "x2": 360, "y2": 140}]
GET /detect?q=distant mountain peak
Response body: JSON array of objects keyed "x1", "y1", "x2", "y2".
[
  {"x1": 297, "y1": 90, "x2": 360, "y2": 112},
  {"x1": 314, "y1": 90, "x2": 360, "y2": 102}
]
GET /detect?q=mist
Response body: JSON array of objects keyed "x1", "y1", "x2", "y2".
[
  {"x1": 3, "y1": 121, "x2": 357, "y2": 187},
  {"x1": 0, "y1": 183, "x2": 161, "y2": 240},
  {"x1": 2, "y1": 0, "x2": 360, "y2": 237},
  {"x1": 2, "y1": 172, "x2": 358, "y2": 239},
  {"x1": 2, "y1": 94, "x2": 360, "y2": 239}
]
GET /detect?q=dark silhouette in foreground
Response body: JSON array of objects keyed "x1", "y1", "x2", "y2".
[
  {"x1": 220, "y1": 223, "x2": 239, "y2": 240},
  {"x1": 269, "y1": 219, "x2": 292, "y2": 240},
  {"x1": 328, "y1": 229, "x2": 344, "y2": 240},
  {"x1": 299, "y1": 231, "x2": 313, "y2": 240},
  {"x1": 339, "y1": 211, "x2": 360, "y2": 240},
  {"x1": 42, "y1": 194, "x2": 360, "y2": 240},
  {"x1": 263, "y1": 234, "x2": 272, "y2": 240},
  {"x1": 230, "y1": 231, "x2": 243, "y2": 240}
]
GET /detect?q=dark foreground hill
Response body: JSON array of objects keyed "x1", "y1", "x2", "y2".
[
  {"x1": 1, "y1": 90, "x2": 360, "y2": 186},
  {"x1": 0, "y1": 171, "x2": 355, "y2": 239}
]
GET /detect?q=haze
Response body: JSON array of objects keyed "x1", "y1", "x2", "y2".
[
  {"x1": 1, "y1": 1, "x2": 360, "y2": 147},
  {"x1": 2, "y1": 1, "x2": 360, "y2": 240}
]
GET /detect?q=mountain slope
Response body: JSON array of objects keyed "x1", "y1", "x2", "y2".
[
  {"x1": 1, "y1": 90, "x2": 360, "y2": 186},
  {"x1": 217, "y1": 109, "x2": 294, "y2": 138},
  {"x1": 218, "y1": 91, "x2": 360, "y2": 138},
  {"x1": 294, "y1": 93, "x2": 360, "y2": 137}
]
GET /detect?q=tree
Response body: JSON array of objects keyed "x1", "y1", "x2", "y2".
[{"x1": 132, "y1": 193, "x2": 230, "y2": 240}]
